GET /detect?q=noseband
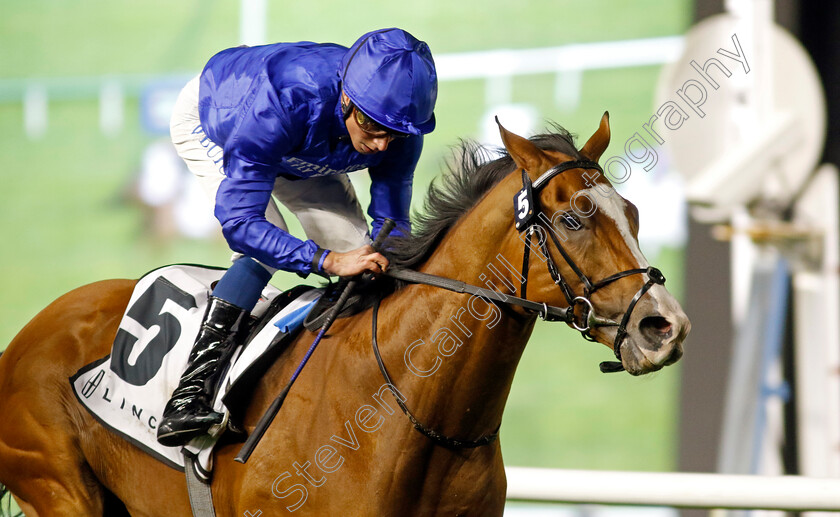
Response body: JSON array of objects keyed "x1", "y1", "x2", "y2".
[{"x1": 514, "y1": 159, "x2": 666, "y2": 372}]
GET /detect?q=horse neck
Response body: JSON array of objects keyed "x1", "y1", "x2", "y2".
[
  {"x1": 386, "y1": 171, "x2": 535, "y2": 441},
  {"x1": 422, "y1": 169, "x2": 525, "y2": 282}
]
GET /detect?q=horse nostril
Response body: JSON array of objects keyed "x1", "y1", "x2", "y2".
[
  {"x1": 639, "y1": 316, "x2": 673, "y2": 346},
  {"x1": 641, "y1": 316, "x2": 671, "y2": 334}
]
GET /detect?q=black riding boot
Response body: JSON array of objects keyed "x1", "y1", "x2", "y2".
[{"x1": 157, "y1": 297, "x2": 248, "y2": 446}]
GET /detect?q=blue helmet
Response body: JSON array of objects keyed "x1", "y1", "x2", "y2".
[{"x1": 339, "y1": 28, "x2": 438, "y2": 136}]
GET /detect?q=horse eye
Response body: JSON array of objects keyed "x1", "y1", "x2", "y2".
[{"x1": 561, "y1": 211, "x2": 582, "y2": 231}]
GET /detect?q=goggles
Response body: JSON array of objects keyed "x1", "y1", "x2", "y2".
[{"x1": 354, "y1": 106, "x2": 410, "y2": 139}]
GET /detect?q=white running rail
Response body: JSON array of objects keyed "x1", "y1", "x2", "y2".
[
  {"x1": 506, "y1": 466, "x2": 840, "y2": 511},
  {"x1": 435, "y1": 36, "x2": 684, "y2": 80}
]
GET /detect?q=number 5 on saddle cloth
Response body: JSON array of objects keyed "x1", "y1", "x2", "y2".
[{"x1": 69, "y1": 264, "x2": 327, "y2": 480}]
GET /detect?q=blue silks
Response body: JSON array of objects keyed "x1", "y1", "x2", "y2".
[
  {"x1": 198, "y1": 36, "x2": 426, "y2": 275},
  {"x1": 211, "y1": 257, "x2": 273, "y2": 311}
]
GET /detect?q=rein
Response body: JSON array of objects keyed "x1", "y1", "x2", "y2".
[
  {"x1": 369, "y1": 159, "x2": 668, "y2": 450},
  {"x1": 384, "y1": 268, "x2": 574, "y2": 322}
]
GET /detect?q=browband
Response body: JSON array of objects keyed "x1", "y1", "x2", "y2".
[{"x1": 532, "y1": 159, "x2": 603, "y2": 190}]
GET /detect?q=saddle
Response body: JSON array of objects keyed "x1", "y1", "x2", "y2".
[{"x1": 302, "y1": 277, "x2": 375, "y2": 331}]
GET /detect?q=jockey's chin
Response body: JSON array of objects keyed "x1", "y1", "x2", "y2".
[
  {"x1": 357, "y1": 141, "x2": 379, "y2": 154},
  {"x1": 349, "y1": 133, "x2": 390, "y2": 155}
]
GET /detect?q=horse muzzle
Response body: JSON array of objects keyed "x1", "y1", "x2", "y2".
[{"x1": 618, "y1": 293, "x2": 690, "y2": 376}]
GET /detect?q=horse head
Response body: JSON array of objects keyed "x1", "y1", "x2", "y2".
[{"x1": 497, "y1": 113, "x2": 690, "y2": 375}]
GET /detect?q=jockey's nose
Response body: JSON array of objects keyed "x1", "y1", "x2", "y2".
[{"x1": 371, "y1": 136, "x2": 391, "y2": 152}]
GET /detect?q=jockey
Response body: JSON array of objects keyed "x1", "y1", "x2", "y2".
[{"x1": 157, "y1": 28, "x2": 437, "y2": 446}]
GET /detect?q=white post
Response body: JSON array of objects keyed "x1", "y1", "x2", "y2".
[
  {"x1": 554, "y1": 68, "x2": 582, "y2": 111},
  {"x1": 240, "y1": 0, "x2": 267, "y2": 46},
  {"x1": 793, "y1": 164, "x2": 840, "y2": 517},
  {"x1": 723, "y1": 0, "x2": 774, "y2": 326},
  {"x1": 99, "y1": 79, "x2": 124, "y2": 137},
  {"x1": 23, "y1": 84, "x2": 48, "y2": 139}
]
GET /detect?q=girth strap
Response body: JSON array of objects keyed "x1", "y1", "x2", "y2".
[{"x1": 184, "y1": 453, "x2": 216, "y2": 517}]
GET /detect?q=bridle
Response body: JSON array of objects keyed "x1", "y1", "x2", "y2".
[
  {"x1": 371, "y1": 158, "x2": 667, "y2": 449},
  {"x1": 514, "y1": 159, "x2": 666, "y2": 372}
]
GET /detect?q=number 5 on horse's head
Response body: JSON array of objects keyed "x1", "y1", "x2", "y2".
[{"x1": 496, "y1": 113, "x2": 690, "y2": 375}]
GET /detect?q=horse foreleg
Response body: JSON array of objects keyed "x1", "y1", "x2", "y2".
[
  {"x1": 0, "y1": 365, "x2": 108, "y2": 516},
  {"x1": 0, "y1": 453, "x2": 105, "y2": 517},
  {"x1": 13, "y1": 494, "x2": 39, "y2": 517}
]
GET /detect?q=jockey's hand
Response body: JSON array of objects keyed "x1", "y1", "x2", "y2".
[{"x1": 321, "y1": 245, "x2": 389, "y2": 277}]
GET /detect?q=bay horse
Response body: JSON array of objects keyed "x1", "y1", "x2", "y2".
[{"x1": 0, "y1": 115, "x2": 689, "y2": 516}]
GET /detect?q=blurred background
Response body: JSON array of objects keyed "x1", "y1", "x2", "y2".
[{"x1": 2, "y1": 1, "x2": 839, "y2": 516}]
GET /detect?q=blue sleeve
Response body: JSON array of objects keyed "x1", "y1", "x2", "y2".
[
  {"x1": 214, "y1": 80, "x2": 320, "y2": 274},
  {"x1": 368, "y1": 135, "x2": 422, "y2": 239}
]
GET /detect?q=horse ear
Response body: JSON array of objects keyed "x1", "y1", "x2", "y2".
[
  {"x1": 580, "y1": 111, "x2": 611, "y2": 163},
  {"x1": 496, "y1": 116, "x2": 545, "y2": 174}
]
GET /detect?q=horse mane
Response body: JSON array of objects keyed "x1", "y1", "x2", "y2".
[
  {"x1": 323, "y1": 124, "x2": 582, "y2": 312},
  {"x1": 387, "y1": 124, "x2": 582, "y2": 269}
]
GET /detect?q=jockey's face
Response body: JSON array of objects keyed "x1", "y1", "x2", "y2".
[{"x1": 342, "y1": 93, "x2": 401, "y2": 155}]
